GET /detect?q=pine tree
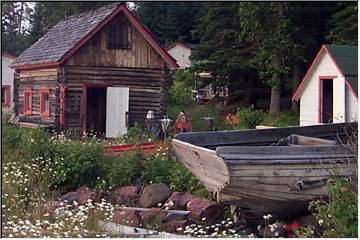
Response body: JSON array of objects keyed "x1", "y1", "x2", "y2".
[
  {"x1": 326, "y1": 2, "x2": 358, "y2": 45},
  {"x1": 1, "y1": 1, "x2": 33, "y2": 55},
  {"x1": 134, "y1": 2, "x2": 202, "y2": 45}
]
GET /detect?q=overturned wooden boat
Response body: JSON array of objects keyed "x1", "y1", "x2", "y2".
[{"x1": 172, "y1": 122, "x2": 357, "y2": 224}]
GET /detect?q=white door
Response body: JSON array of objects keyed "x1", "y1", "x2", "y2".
[{"x1": 106, "y1": 87, "x2": 129, "y2": 138}]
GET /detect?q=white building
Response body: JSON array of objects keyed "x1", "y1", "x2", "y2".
[
  {"x1": 166, "y1": 42, "x2": 197, "y2": 69},
  {"x1": 2, "y1": 53, "x2": 16, "y2": 113},
  {"x1": 292, "y1": 44, "x2": 358, "y2": 126}
]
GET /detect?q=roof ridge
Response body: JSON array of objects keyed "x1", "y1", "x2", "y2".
[{"x1": 58, "y1": 2, "x2": 120, "y2": 23}]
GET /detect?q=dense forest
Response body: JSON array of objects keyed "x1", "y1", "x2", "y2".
[{"x1": 1, "y1": 1, "x2": 357, "y2": 113}]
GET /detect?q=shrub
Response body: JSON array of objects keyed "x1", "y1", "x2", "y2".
[
  {"x1": 104, "y1": 153, "x2": 142, "y2": 189},
  {"x1": 309, "y1": 178, "x2": 358, "y2": 237},
  {"x1": 51, "y1": 141, "x2": 105, "y2": 192},
  {"x1": 236, "y1": 105, "x2": 265, "y2": 129},
  {"x1": 115, "y1": 122, "x2": 154, "y2": 144},
  {"x1": 261, "y1": 111, "x2": 299, "y2": 127}
]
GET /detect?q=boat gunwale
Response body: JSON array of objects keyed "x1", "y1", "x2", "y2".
[{"x1": 171, "y1": 138, "x2": 231, "y2": 193}]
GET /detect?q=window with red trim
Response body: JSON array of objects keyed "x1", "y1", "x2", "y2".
[
  {"x1": 24, "y1": 89, "x2": 32, "y2": 115},
  {"x1": 40, "y1": 88, "x2": 51, "y2": 117},
  {"x1": 2, "y1": 85, "x2": 10, "y2": 107}
]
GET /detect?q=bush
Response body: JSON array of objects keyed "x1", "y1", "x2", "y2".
[
  {"x1": 262, "y1": 111, "x2": 299, "y2": 127},
  {"x1": 115, "y1": 122, "x2": 154, "y2": 144},
  {"x1": 236, "y1": 105, "x2": 265, "y2": 129},
  {"x1": 308, "y1": 178, "x2": 358, "y2": 237},
  {"x1": 104, "y1": 153, "x2": 142, "y2": 189},
  {"x1": 2, "y1": 125, "x2": 209, "y2": 199}
]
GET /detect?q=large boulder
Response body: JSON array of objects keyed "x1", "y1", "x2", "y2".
[
  {"x1": 139, "y1": 183, "x2": 172, "y2": 208},
  {"x1": 112, "y1": 209, "x2": 141, "y2": 227},
  {"x1": 60, "y1": 186, "x2": 102, "y2": 205},
  {"x1": 166, "y1": 191, "x2": 195, "y2": 210},
  {"x1": 162, "y1": 220, "x2": 189, "y2": 233},
  {"x1": 140, "y1": 208, "x2": 167, "y2": 229},
  {"x1": 186, "y1": 197, "x2": 224, "y2": 223},
  {"x1": 114, "y1": 185, "x2": 140, "y2": 206}
]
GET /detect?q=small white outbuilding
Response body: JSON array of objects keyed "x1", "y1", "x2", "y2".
[
  {"x1": 166, "y1": 42, "x2": 198, "y2": 69},
  {"x1": 292, "y1": 44, "x2": 358, "y2": 126},
  {"x1": 2, "y1": 53, "x2": 16, "y2": 113}
]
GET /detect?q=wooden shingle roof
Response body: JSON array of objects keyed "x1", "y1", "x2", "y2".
[{"x1": 13, "y1": 3, "x2": 178, "y2": 70}]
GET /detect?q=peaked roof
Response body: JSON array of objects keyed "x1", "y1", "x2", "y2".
[
  {"x1": 292, "y1": 44, "x2": 358, "y2": 101},
  {"x1": 167, "y1": 42, "x2": 198, "y2": 51},
  {"x1": 13, "y1": 3, "x2": 177, "y2": 70},
  {"x1": 2, "y1": 53, "x2": 17, "y2": 60}
]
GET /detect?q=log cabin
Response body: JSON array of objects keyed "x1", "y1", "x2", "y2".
[
  {"x1": 11, "y1": 3, "x2": 178, "y2": 137},
  {"x1": 292, "y1": 44, "x2": 358, "y2": 126}
]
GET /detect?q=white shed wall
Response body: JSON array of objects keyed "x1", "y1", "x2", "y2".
[
  {"x1": 167, "y1": 45, "x2": 191, "y2": 69},
  {"x1": 346, "y1": 87, "x2": 358, "y2": 122},
  {"x1": 2, "y1": 56, "x2": 15, "y2": 112},
  {"x1": 299, "y1": 51, "x2": 344, "y2": 126}
]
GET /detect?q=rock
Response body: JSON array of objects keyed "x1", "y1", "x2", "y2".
[
  {"x1": 112, "y1": 209, "x2": 141, "y2": 227},
  {"x1": 186, "y1": 197, "x2": 224, "y2": 223},
  {"x1": 163, "y1": 212, "x2": 189, "y2": 223},
  {"x1": 139, "y1": 183, "x2": 172, "y2": 208},
  {"x1": 114, "y1": 185, "x2": 140, "y2": 205},
  {"x1": 60, "y1": 186, "x2": 101, "y2": 205},
  {"x1": 162, "y1": 220, "x2": 189, "y2": 233},
  {"x1": 166, "y1": 191, "x2": 195, "y2": 210},
  {"x1": 140, "y1": 208, "x2": 166, "y2": 229}
]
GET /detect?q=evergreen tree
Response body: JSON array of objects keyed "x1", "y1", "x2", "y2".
[
  {"x1": 1, "y1": 1, "x2": 33, "y2": 55},
  {"x1": 326, "y1": 2, "x2": 358, "y2": 45},
  {"x1": 134, "y1": 2, "x2": 202, "y2": 45}
]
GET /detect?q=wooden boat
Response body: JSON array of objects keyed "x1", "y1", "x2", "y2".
[{"x1": 172, "y1": 122, "x2": 357, "y2": 224}]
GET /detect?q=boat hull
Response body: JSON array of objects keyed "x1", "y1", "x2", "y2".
[{"x1": 172, "y1": 123, "x2": 357, "y2": 224}]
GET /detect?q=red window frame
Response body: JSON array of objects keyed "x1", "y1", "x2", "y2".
[
  {"x1": 2, "y1": 85, "x2": 11, "y2": 108},
  {"x1": 40, "y1": 88, "x2": 51, "y2": 117},
  {"x1": 24, "y1": 88, "x2": 33, "y2": 115}
]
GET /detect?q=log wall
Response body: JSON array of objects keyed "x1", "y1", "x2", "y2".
[
  {"x1": 63, "y1": 65, "x2": 167, "y2": 129},
  {"x1": 15, "y1": 68, "x2": 61, "y2": 128}
]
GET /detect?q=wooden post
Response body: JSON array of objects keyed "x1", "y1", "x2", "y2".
[{"x1": 60, "y1": 84, "x2": 66, "y2": 129}]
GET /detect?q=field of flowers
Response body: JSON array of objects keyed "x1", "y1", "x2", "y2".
[{"x1": 2, "y1": 121, "x2": 357, "y2": 238}]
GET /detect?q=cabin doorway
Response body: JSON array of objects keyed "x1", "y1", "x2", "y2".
[
  {"x1": 84, "y1": 86, "x2": 107, "y2": 135},
  {"x1": 83, "y1": 85, "x2": 129, "y2": 138},
  {"x1": 320, "y1": 79, "x2": 333, "y2": 123}
]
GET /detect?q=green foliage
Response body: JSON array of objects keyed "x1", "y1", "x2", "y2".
[
  {"x1": 236, "y1": 105, "x2": 265, "y2": 129},
  {"x1": 116, "y1": 122, "x2": 154, "y2": 144},
  {"x1": 326, "y1": 2, "x2": 358, "y2": 45},
  {"x1": 309, "y1": 178, "x2": 358, "y2": 238},
  {"x1": 261, "y1": 111, "x2": 299, "y2": 127},
  {"x1": 104, "y1": 153, "x2": 142, "y2": 189},
  {"x1": 51, "y1": 141, "x2": 105, "y2": 192},
  {"x1": 167, "y1": 70, "x2": 195, "y2": 119},
  {"x1": 140, "y1": 154, "x2": 174, "y2": 184},
  {"x1": 2, "y1": 125, "x2": 209, "y2": 198},
  {"x1": 134, "y1": 2, "x2": 202, "y2": 45}
]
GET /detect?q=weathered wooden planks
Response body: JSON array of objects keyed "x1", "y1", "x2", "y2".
[
  {"x1": 172, "y1": 125, "x2": 358, "y2": 225},
  {"x1": 65, "y1": 14, "x2": 165, "y2": 69},
  {"x1": 172, "y1": 139, "x2": 230, "y2": 193},
  {"x1": 175, "y1": 122, "x2": 357, "y2": 148}
]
